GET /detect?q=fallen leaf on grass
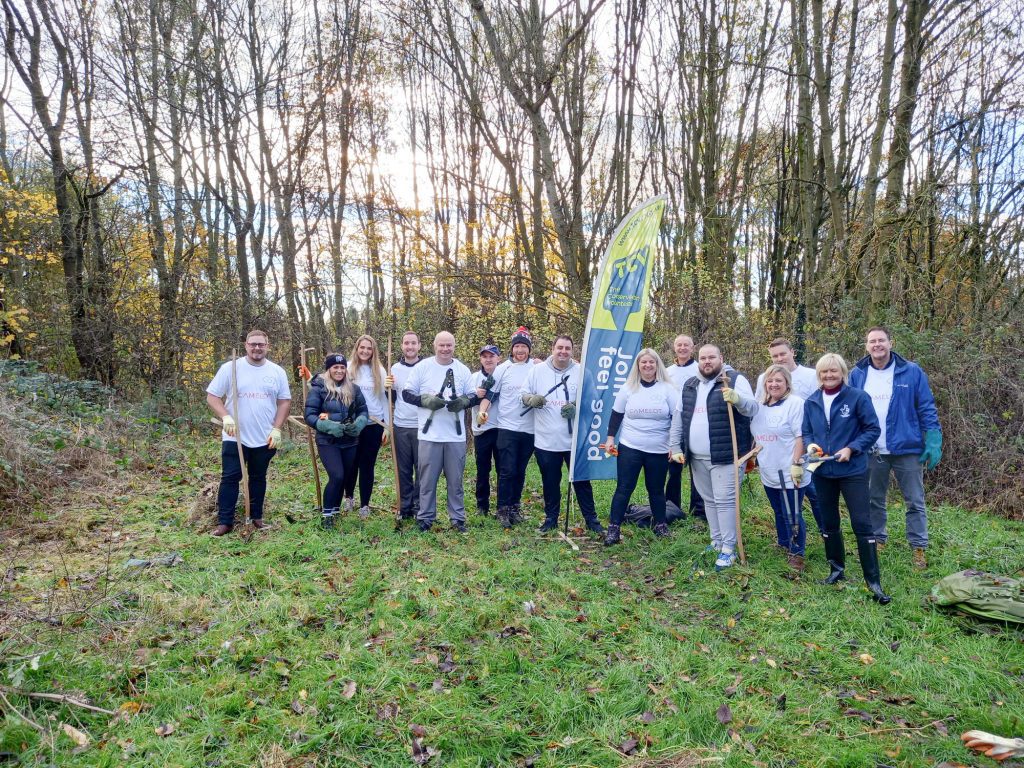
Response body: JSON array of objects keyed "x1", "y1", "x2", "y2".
[
  {"x1": 619, "y1": 737, "x2": 639, "y2": 755},
  {"x1": 775, "y1": 694, "x2": 787, "y2": 711},
  {"x1": 154, "y1": 723, "x2": 175, "y2": 737},
  {"x1": 842, "y1": 708, "x2": 874, "y2": 722},
  {"x1": 62, "y1": 723, "x2": 90, "y2": 747},
  {"x1": 290, "y1": 700, "x2": 304, "y2": 715},
  {"x1": 411, "y1": 737, "x2": 439, "y2": 765},
  {"x1": 638, "y1": 711, "x2": 655, "y2": 723},
  {"x1": 410, "y1": 724, "x2": 427, "y2": 738},
  {"x1": 858, "y1": 653, "x2": 875, "y2": 665},
  {"x1": 716, "y1": 703, "x2": 733, "y2": 725},
  {"x1": 341, "y1": 681, "x2": 357, "y2": 699},
  {"x1": 431, "y1": 679, "x2": 444, "y2": 693},
  {"x1": 376, "y1": 702, "x2": 399, "y2": 720}
]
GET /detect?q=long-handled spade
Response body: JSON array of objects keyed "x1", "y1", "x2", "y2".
[
  {"x1": 231, "y1": 350, "x2": 254, "y2": 540},
  {"x1": 719, "y1": 371, "x2": 745, "y2": 565},
  {"x1": 778, "y1": 470, "x2": 801, "y2": 559}
]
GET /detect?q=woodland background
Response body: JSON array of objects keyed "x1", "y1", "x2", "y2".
[{"x1": 1, "y1": 0, "x2": 1022, "y2": 514}]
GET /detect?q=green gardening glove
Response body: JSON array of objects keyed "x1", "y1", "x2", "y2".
[
  {"x1": 522, "y1": 394, "x2": 547, "y2": 409},
  {"x1": 446, "y1": 395, "x2": 472, "y2": 412},
  {"x1": 919, "y1": 429, "x2": 942, "y2": 470},
  {"x1": 420, "y1": 394, "x2": 447, "y2": 411},
  {"x1": 560, "y1": 402, "x2": 576, "y2": 420},
  {"x1": 343, "y1": 414, "x2": 368, "y2": 436},
  {"x1": 480, "y1": 374, "x2": 495, "y2": 391},
  {"x1": 316, "y1": 419, "x2": 346, "y2": 438}
]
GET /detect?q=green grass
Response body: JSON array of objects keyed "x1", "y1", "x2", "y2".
[{"x1": 2, "y1": 438, "x2": 1023, "y2": 767}]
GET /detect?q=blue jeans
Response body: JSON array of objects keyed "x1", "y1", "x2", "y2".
[
  {"x1": 496, "y1": 429, "x2": 534, "y2": 508},
  {"x1": 610, "y1": 444, "x2": 668, "y2": 526},
  {"x1": 217, "y1": 442, "x2": 276, "y2": 525},
  {"x1": 534, "y1": 448, "x2": 597, "y2": 524},
  {"x1": 868, "y1": 453, "x2": 928, "y2": 548},
  {"x1": 763, "y1": 484, "x2": 806, "y2": 555}
]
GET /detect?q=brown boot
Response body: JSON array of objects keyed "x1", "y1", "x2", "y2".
[
  {"x1": 912, "y1": 548, "x2": 927, "y2": 569},
  {"x1": 787, "y1": 553, "x2": 805, "y2": 573},
  {"x1": 251, "y1": 519, "x2": 265, "y2": 529},
  {"x1": 211, "y1": 524, "x2": 232, "y2": 536}
]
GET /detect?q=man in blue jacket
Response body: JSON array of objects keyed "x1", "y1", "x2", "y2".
[{"x1": 849, "y1": 327, "x2": 942, "y2": 568}]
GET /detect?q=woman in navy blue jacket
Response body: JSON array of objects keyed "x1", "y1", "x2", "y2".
[
  {"x1": 304, "y1": 353, "x2": 368, "y2": 528},
  {"x1": 802, "y1": 353, "x2": 890, "y2": 603}
]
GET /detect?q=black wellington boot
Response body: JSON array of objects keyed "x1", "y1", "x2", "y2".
[
  {"x1": 856, "y1": 537, "x2": 892, "y2": 604},
  {"x1": 821, "y1": 530, "x2": 846, "y2": 584}
]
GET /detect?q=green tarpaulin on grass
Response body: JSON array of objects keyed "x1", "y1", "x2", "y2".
[{"x1": 931, "y1": 570, "x2": 1024, "y2": 624}]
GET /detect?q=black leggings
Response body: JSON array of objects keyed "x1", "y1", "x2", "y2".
[
  {"x1": 610, "y1": 444, "x2": 669, "y2": 526},
  {"x1": 345, "y1": 422, "x2": 384, "y2": 506},
  {"x1": 318, "y1": 441, "x2": 357, "y2": 512},
  {"x1": 813, "y1": 472, "x2": 873, "y2": 538}
]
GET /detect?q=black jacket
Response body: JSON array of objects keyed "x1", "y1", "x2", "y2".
[
  {"x1": 303, "y1": 375, "x2": 368, "y2": 447},
  {"x1": 675, "y1": 367, "x2": 752, "y2": 465}
]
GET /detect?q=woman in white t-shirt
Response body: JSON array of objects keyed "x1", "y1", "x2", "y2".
[
  {"x1": 727, "y1": 364, "x2": 811, "y2": 571},
  {"x1": 346, "y1": 334, "x2": 390, "y2": 519},
  {"x1": 601, "y1": 349, "x2": 678, "y2": 545}
]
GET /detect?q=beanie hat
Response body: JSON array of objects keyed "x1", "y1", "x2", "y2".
[
  {"x1": 510, "y1": 326, "x2": 532, "y2": 353},
  {"x1": 324, "y1": 353, "x2": 348, "y2": 370}
]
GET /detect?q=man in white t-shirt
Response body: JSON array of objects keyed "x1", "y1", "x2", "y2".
[
  {"x1": 205, "y1": 329, "x2": 292, "y2": 536},
  {"x1": 387, "y1": 331, "x2": 423, "y2": 521},
  {"x1": 401, "y1": 331, "x2": 479, "y2": 532},
  {"x1": 754, "y1": 337, "x2": 823, "y2": 532},
  {"x1": 664, "y1": 333, "x2": 705, "y2": 521}
]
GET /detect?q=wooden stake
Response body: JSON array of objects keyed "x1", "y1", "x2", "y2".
[
  {"x1": 300, "y1": 347, "x2": 323, "y2": 512},
  {"x1": 387, "y1": 338, "x2": 401, "y2": 525}
]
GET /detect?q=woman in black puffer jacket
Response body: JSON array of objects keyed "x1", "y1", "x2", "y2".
[{"x1": 304, "y1": 353, "x2": 368, "y2": 528}]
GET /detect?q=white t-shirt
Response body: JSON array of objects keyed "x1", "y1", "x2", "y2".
[
  {"x1": 352, "y1": 364, "x2": 389, "y2": 424},
  {"x1": 612, "y1": 381, "x2": 676, "y2": 454},
  {"x1": 666, "y1": 361, "x2": 698, "y2": 390},
  {"x1": 750, "y1": 396, "x2": 811, "y2": 489},
  {"x1": 756, "y1": 365, "x2": 818, "y2": 401},
  {"x1": 822, "y1": 390, "x2": 839, "y2": 425},
  {"x1": 863, "y1": 364, "x2": 895, "y2": 453},
  {"x1": 207, "y1": 358, "x2": 291, "y2": 448},
  {"x1": 686, "y1": 372, "x2": 754, "y2": 460},
  {"x1": 470, "y1": 369, "x2": 498, "y2": 436},
  {"x1": 404, "y1": 357, "x2": 474, "y2": 442},
  {"x1": 524, "y1": 360, "x2": 579, "y2": 452},
  {"x1": 391, "y1": 359, "x2": 422, "y2": 429},
  {"x1": 489, "y1": 359, "x2": 535, "y2": 433}
]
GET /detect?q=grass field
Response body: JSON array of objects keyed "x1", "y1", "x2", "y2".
[{"x1": 2, "y1": 436, "x2": 1022, "y2": 767}]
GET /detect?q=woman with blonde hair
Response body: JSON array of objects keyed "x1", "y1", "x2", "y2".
[
  {"x1": 722, "y1": 363, "x2": 812, "y2": 571},
  {"x1": 304, "y1": 354, "x2": 368, "y2": 528},
  {"x1": 802, "y1": 353, "x2": 890, "y2": 603},
  {"x1": 346, "y1": 335, "x2": 390, "y2": 518},
  {"x1": 601, "y1": 349, "x2": 678, "y2": 545}
]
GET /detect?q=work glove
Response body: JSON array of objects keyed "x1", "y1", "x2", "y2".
[
  {"x1": 297, "y1": 364, "x2": 312, "y2": 382},
  {"x1": 477, "y1": 410, "x2": 489, "y2": 425},
  {"x1": 480, "y1": 374, "x2": 495, "y2": 391},
  {"x1": 919, "y1": 429, "x2": 942, "y2": 470},
  {"x1": 343, "y1": 414, "x2": 369, "y2": 436},
  {"x1": 790, "y1": 464, "x2": 804, "y2": 486},
  {"x1": 316, "y1": 419, "x2": 346, "y2": 438},
  {"x1": 267, "y1": 427, "x2": 282, "y2": 449},
  {"x1": 522, "y1": 394, "x2": 547, "y2": 409},
  {"x1": 560, "y1": 402, "x2": 576, "y2": 420},
  {"x1": 221, "y1": 414, "x2": 237, "y2": 436},
  {"x1": 381, "y1": 430, "x2": 390, "y2": 446},
  {"x1": 384, "y1": 374, "x2": 395, "y2": 388},
  {"x1": 721, "y1": 387, "x2": 740, "y2": 405},
  {"x1": 446, "y1": 395, "x2": 472, "y2": 412},
  {"x1": 420, "y1": 394, "x2": 447, "y2": 411},
  {"x1": 670, "y1": 452, "x2": 686, "y2": 464}
]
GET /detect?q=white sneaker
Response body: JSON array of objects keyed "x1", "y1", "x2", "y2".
[
  {"x1": 714, "y1": 551, "x2": 736, "y2": 571},
  {"x1": 343, "y1": 498, "x2": 355, "y2": 513},
  {"x1": 358, "y1": 506, "x2": 371, "y2": 520}
]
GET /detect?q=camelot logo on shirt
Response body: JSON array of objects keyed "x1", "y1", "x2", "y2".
[{"x1": 839, "y1": 404, "x2": 851, "y2": 418}]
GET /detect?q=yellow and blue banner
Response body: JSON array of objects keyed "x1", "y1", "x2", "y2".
[{"x1": 570, "y1": 195, "x2": 667, "y2": 481}]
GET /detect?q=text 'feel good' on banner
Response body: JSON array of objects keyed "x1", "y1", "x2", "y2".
[{"x1": 570, "y1": 196, "x2": 667, "y2": 482}]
